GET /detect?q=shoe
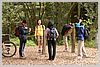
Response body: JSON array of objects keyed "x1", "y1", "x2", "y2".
[
  {"x1": 63, "y1": 49, "x2": 68, "y2": 52},
  {"x1": 20, "y1": 56, "x2": 26, "y2": 59},
  {"x1": 51, "y1": 56, "x2": 55, "y2": 60},
  {"x1": 77, "y1": 56, "x2": 82, "y2": 60},
  {"x1": 38, "y1": 50, "x2": 41, "y2": 53},
  {"x1": 19, "y1": 56, "x2": 26, "y2": 59},
  {"x1": 48, "y1": 57, "x2": 52, "y2": 60},
  {"x1": 47, "y1": 58, "x2": 52, "y2": 60},
  {"x1": 83, "y1": 54, "x2": 88, "y2": 58},
  {"x1": 52, "y1": 58, "x2": 54, "y2": 60}
]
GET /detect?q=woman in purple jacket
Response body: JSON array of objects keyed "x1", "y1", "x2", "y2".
[{"x1": 45, "y1": 21, "x2": 59, "y2": 60}]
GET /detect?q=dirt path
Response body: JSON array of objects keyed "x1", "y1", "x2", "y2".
[{"x1": 2, "y1": 45, "x2": 98, "y2": 65}]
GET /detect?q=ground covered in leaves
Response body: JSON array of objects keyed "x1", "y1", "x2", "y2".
[{"x1": 2, "y1": 45, "x2": 98, "y2": 65}]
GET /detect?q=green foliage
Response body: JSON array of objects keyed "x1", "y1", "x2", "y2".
[
  {"x1": 10, "y1": 37, "x2": 36, "y2": 46},
  {"x1": 26, "y1": 40, "x2": 36, "y2": 46},
  {"x1": 57, "y1": 36, "x2": 97, "y2": 48},
  {"x1": 85, "y1": 40, "x2": 96, "y2": 48},
  {"x1": 10, "y1": 37, "x2": 19, "y2": 46},
  {"x1": 2, "y1": 2, "x2": 98, "y2": 48},
  {"x1": 2, "y1": 2, "x2": 98, "y2": 33}
]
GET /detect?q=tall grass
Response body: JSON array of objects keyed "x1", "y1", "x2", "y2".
[
  {"x1": 10, "y1": 37, "x2": 97, "y2": 48},
  {"x1": 10, "y1": 37, "x2": 36, "y2": 46},
  {"x1": 57, "y1": 39, "x2": 97, "y2": 48}
]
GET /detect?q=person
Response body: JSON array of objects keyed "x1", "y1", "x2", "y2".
[
  {"x1": 35, "y1": 19, "x2": 45, "y2": 53},
  {"x1": 18, "y1": 20, "x2": 31, "y2": 58},
  {"x1": 61, "y1": 23, "x2": 73, "y2": 52},
  {"x1": 75, "y1": 18, "x2": 82, "y2": 37},
  {"x1": 75, "y1": 19, "x2": 88, "y2": 59},
  {"x1": 45, "y1": 20, "x2": 59, "y2": 60}
]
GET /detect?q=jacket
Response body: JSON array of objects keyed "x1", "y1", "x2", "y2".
[{"x1": 77, "y1": 25, "x2": 85, "y2": 41}]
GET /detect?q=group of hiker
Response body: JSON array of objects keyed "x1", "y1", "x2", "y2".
[{"x1": 15, "y1": 18, "x2": 89, "y2": 60}]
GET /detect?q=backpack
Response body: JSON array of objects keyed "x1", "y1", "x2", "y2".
[
  {"x1": 84, "y1": 28, "x2": 89, "y2": 39},
  {"x1": 48, "y1": 27, "x2": 57, "y2": 40},
  {"x1": 14, "y1": 27, "x2": 20, "y2": 37},
  {"x1": 61, "y1": 24, "x2": 72, "y2": 36}
]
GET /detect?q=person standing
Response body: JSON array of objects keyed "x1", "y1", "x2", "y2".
[
  {"x1": 35, "y1": 19, "x2": 45, "y2": 53},
  {"x1": 18, "y1": 20, "x2": 31, "y2": 58},
  {"x1": 45, "y1": 21, "x2": 59, "y2": 60},
  {"x1": 75, "y1": 19, "x2": 88, "y2": 59}
]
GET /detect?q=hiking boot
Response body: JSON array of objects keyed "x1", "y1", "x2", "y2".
[
  {"x1": 48, "y1": 58, "x2": 52, "y2": 60},
  {"x1": 38, "y1": 50, "x2": 41, "y2": 53},
  {"x1": 63, "y1": 49, "x2": 68, "y2": 52},
  {"x1": 77, "y1": 56, "x2": 82, "y2": 60},
  {"x1": 83, "y1": 54, "x2": 89, "y2": 58},
  {"x1": 19, "y1": 56, "x2": 26, "y2": 59}
]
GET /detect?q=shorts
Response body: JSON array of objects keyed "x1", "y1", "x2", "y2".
[{"x1": 36, "y1": 36, "x2": 43, "y2": 45}]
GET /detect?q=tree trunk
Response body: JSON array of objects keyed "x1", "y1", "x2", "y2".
[
  {"x1": 22, "y1": 3, "x2": 30, "y2": 23},
  {"x1": 71, "y1": 27, "x2": 75, "y2": 53},
  {"x1": 78, "y1": 3, "x2": 80, "y2": 18}
]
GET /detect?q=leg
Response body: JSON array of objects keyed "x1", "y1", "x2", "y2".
[
  {"x1": 78, "y1": 40, "x2": 83, "y2": 57},
  {"x1": 52, "y1": 40, "x2": 56, "y2": 60},
  {"x1": 37, "y1": 36, "x2": 41, "y2": 52},
  {"x1": 22, "y1": 39, "x2": 26, "y2": 57},
  {"x1": 40, "y1": 36, "x2": 44, "y2": 53},
  {"x1": 78, "y1": 40, "x2": 80, "y2": 56},
  {"x1": 63, "y1": 35, "x2": 68, "y2": 51},
  {"x1": 82, "y1": 41, "x2": 87, "y2": 57},
  {"x1": 19, "y1": 38, "x2": 24, "y2": 57},
  {"x1": 48, "y1": 40, "x2": 52, "y2": 60}
]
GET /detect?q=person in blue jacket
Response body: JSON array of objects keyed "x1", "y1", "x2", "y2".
[
  {"x1": 75, "y1": 19, "x2": 88, "y2": 59},
  {"x1": 18, "y1": 20, "x2": 31, "y2": 59}
]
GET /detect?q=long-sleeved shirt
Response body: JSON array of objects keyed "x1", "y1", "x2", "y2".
[
  {"x1": 76, "y1": 24, "x2": 85, "y2": 41},
  {"x1": 18, "y1": 26, "x2": 29, "y2": 40},
  {"x1": 19, "y1": 26, "x2": 28, "y2": 35}
]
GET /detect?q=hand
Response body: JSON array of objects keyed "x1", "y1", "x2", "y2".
[
  {"x1": 25, "y1": 27, "x2": 28, "y2": 29},
  {"x1": 35, "y1": 36, "x2": 37, "y2": 39},
  {"x1": 56, "y1": 36, "x2": 59, "y2": 39},
  {"x1": 29, "y1": 28, "x2": 31, "y2": 32}
]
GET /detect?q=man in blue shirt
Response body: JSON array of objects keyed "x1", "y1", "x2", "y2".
[
  {"x1": 18, "y1": 20, "x2": 31, "y2": 59},
  {"x1": 75, "y1": 19, "x2": 88, "y2": 59}
]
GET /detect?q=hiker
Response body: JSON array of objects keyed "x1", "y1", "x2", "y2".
[
  {"x1": 45, "y1": 20, "x2": 59, "y2": 60},
  {"x1": 61, "y1": 23, "x2": 73, "y2": 52},
  {"x1": 75, "y1": 18, "x2": 88, "y2": 59},
  {"x1": 34, "y1": 19, "x2": 45, "y2": 53},
  {"x1": 17, "y1": 20, "x2": 31, "y2": 58},
  {"x1": 75, "y1": 18, "x2": 82, "y2": 37}
]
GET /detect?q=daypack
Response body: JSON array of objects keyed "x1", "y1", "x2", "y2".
[
  {"x1": 14, "y1": 26, "x2": 20, "y2": 37},
  {"x1": 84, "y1": 28, "x2": 89, "y2": 39},
  {"x1": 48, "y1": 27, "x2": 57, "y2": 40},
  {"x1": 61, "y1": 24, "x2": 72, "y2": 36}
]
